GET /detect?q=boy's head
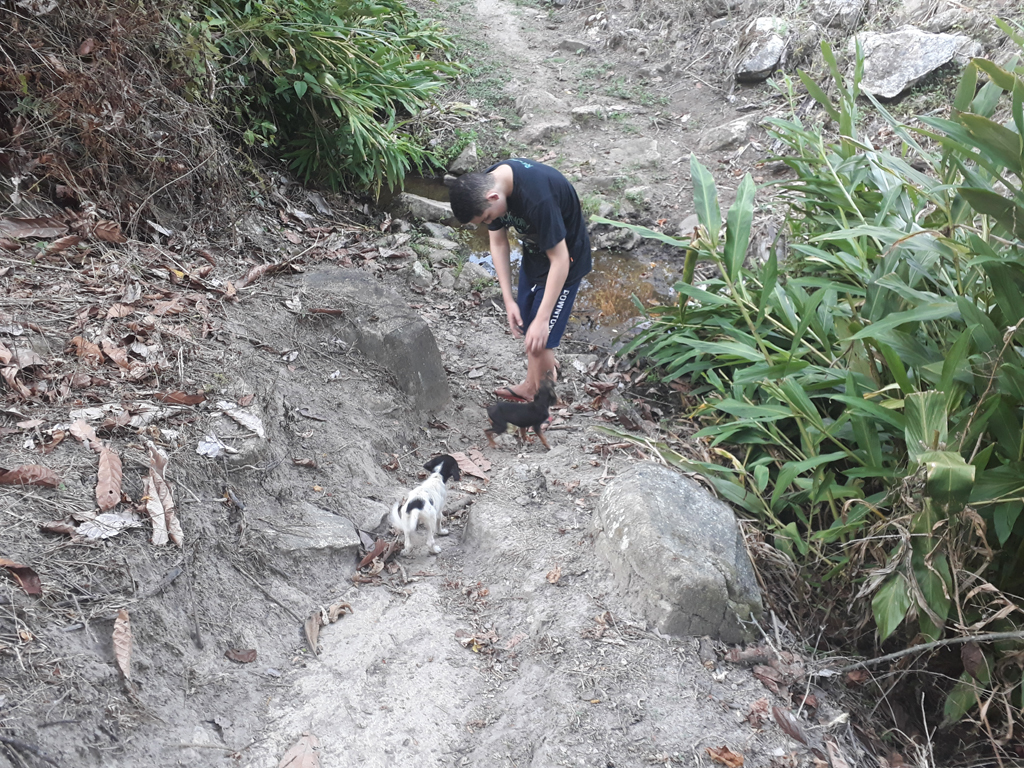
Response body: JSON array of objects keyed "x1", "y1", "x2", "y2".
[{"x1": 449, "y1": 172, "x2": 507, "y2": 225}]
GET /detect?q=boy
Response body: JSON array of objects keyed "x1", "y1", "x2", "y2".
[{"x1": 449, "y1": 159, "x2": 592, "y2": 402}]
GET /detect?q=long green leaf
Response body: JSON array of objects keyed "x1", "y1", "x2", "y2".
[
  {"x1": 872, "y1": 573, "x2": 912, "y2": 641},
  {"x1": 690, "y1": 154, "x2": 721, "y2": 246},
  {"x1": 846, "y1": 302, "x2": 959, "y2": 341},
  {"x1": 905, "y1": 391, "x2": 948, "y2": 463},
  {"x1": 724, "y1": 174, "x2": 756, "y2": 281}
]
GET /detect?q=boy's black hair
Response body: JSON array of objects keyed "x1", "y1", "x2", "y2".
[{"x1": 448, "y1": 172, "x2": 495, "y2": 224}]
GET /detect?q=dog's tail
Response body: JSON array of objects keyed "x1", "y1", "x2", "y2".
[{"x1": 389, "y1": 500, "x2": 418, "y2": 534}]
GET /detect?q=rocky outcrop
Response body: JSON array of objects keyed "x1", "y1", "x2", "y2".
[
  {"x1": 591, "y1": 462, "x2": 763, "y2": 642},
  {"x1": 302, "y1": 268, "x2": 451, "y2": 412},
  {"x1": 853, "y1": 27, "x2": 983, "y2": 98}
]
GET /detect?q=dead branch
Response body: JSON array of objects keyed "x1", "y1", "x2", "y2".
[{"x1": 836, "y1": 630, "x2": 1024, "y2": 673}]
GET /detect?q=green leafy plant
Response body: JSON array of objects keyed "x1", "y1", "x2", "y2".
[
  {"x1": 595, "y1": 38, "x2": 1024, "y2": 731},
  {"x1": 174, "y1": 0, "x2": 462, "y2": 191}
]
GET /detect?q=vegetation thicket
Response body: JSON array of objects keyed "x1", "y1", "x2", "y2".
[
  {"x1": 600, "y1": 30, "x2": 1024, "y2": 738},
  {"x1": 171, "y1": 0, "x2": 463, "y2": 192}
]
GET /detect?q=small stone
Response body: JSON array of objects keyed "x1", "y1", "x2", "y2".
[
  {"x1": 700, "y1": 116, "x2": 754, "y2": 152},
  {"x1": 735, "y1": 17, "x2": 788, "y2": 83},
  {"x1": 409, "y1": 260, "x2": 433, "y2": 289},
  {"x1": 558, "y1": 38, "x2": 592, "y2": 54},
  {"x1": 448, "y1": 141, "x2": 478, "y2": 175}
]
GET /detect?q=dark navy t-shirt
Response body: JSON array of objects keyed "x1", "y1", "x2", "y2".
[{"x1": 487, "y1": 159, "x2": 592, "y2": 287}]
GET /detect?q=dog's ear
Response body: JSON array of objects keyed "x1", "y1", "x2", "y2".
[
  {"x1": 449, "y1": 459, "x2": 461, "y2": 482},
  {"x1": 423, "y1": 455, "x2": 443, "y2": 473}
]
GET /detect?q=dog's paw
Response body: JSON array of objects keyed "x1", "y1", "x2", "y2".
[
  {"x1": 438, "y1": 527, "x2": 450, "y2": 536},
  {"x1": 429, "y1": 543, "x2": 442, "y2": 554}
]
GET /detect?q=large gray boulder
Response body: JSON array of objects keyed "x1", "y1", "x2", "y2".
[
  {"x1": 853, "y1": 27, "x2": 983, "y2": 98},
  {"x1": 303, "y1": 268, "x2": 451, "y2": 412},
  {"x1": 591, "y1": 462, "x2": 762, "y2": 642},
  {"x1": 390, "y1": 193, "x2": 454, "y2": 223}
]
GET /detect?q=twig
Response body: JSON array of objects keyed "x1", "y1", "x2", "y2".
[
  {"x1": 230, "y1": 563, "x2": 305, "y2": 624},
  {"x1": 836, "y1": 630, "x2": 1024, "y2": 673},
  {"x1": 0, "y1": 736, "x2": 62, "y2": 767}
]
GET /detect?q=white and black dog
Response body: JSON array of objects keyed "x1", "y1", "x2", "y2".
[{"x1": 389, "y1": 454, "x2": 461, "y2": 555}]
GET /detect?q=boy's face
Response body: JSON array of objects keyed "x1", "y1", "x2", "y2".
[{"x1": 469, "y1": 190, "x2": 507, "y2": 226}]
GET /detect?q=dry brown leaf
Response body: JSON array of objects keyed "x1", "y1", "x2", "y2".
[
  {"x1": 706, "y1": 746, "x2": 744, "y2": 767},
  {"x1": 467, "y1": 448, "x2": 491, "y2": 472},
  {"x1": 40, "y1": 430, "x2": 66, "y2": 454},
  {"x1": 0, "y1": 216, "x2": 67, "y2": 239},
  {"x1": 17, "y1": 418, "x2": 44, "y2": 429},
  {"x1": 144, "y1": 442, "x2": 181, "y2": 546},
  {"x1": 327, "y1": 601, "x2": 352, "y2": 623},
  {"x1": 44, "y1": 234, "x2": 84, "y2": 254},
  {"x1": 962, "y1": 641, "x2": 987, "y2": 680},
  {"x1": 39, "y1": 519, "x2": 78, "y2": 536},
  {"x1": 106, "y1": 303, "x2": 134, "y2": 319},
  {"x1": 94, "y1": 220, "x2": 127, "y2": 244},
  {"x1": 78, "y1": 37, "x2": 97, "y2": 55},
  {"x1": 278, "y1": 733, "x2": 322, "y2": 768},
  {"x1": 95, "y1": 442, "x2": 123, "y2": 511},
  {"x1": 304, "y1": 610, "x2": 324, "y2": 655},
  {"x1": 0, "y1": 557, "x2": 43, "y2": 596},
  {"x1": 2, "y1": 366, "x2": 31, "y2": 397},
  {"x1": 546, "y1": 564, "x2": 562, "y2": 584},
  {"x1": 152, "y1": 297, "x2": 185, "y2": 316},
  {"x1": 826, "y1": 740, "x2": 851, "y2": 768},
  {"x1": 450, "y1": 451, "x2": 489, "y2": 482},
  {"x1": 292, "y1": 457, "x2": 317, "y2": 468},
  {"x1": 69, "y1": 418, "x2": 98, "y2": 446},
  {"x1": 154, "y1": 391, "x2": 206, "y2": 405},
  {"x1": 0, "y1": 342, "x2": 11, "y2": 365},
  {"x1": 235, "y1": 262, "x2": 283, "y2": 290},
  {"x1": 70, "y1": 336, "x2": 104, "y2": 366},
  {"x1": 113, "y1": 609, "x2": 132, "y2": 680},
  {"x1": 12, "y1": 347, "x2": 44, "y2": 370},
  {"x1": 225, "y1": 648, "x2": 258, "y2": 663},
  {"x1": 772, "y1": 706, "x2": 809, "y2": 746},
  {"x1": 0, "y1": 464, "x2": 60, "y2": 488},
  {"x1": 101, "y1": 338, "x2": 131, "y2": 370}
]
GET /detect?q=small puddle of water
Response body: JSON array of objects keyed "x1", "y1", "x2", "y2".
[{"x1": 385, "y1": 177, "x2": 671, "y2": 343}]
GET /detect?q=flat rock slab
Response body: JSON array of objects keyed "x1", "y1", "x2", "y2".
[
  {"x1": 591, "y1": 462, "x2": 762, "y2": 642},
  {"x1": 303, "y1": 268, "x2": 451, "y2": 412},
  {"x1": 272, "y1": 501, "x2": 361, "y2": 557},
  {"x1": 389, "y1": 192, "x2": 454, "y2": 223},
  {"x1": 853, "y1": 26, "x2": 982, "y2": 98}
]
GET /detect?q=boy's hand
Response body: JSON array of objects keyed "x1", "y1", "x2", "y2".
[
  {"x1": 525, "y1": 319, "x2": 549, "y2": 354},
  {"x1": 505, "y1": 302, "x2": 524, "y2": 338}
]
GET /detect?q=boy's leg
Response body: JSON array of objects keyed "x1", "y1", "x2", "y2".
[{"x1": 514, "y1": 280, "x2": 580, "y2": 398}]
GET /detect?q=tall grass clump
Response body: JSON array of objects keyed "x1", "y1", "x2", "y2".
[
  {"x1": 595, "y1": 33, "x2": 1024, "y2": 735},
  {"x1": 172, "y1": 0, "x2": 462, "y2": 192}
]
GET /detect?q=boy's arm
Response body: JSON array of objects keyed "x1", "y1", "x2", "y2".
[
  {"x1": 489, "y1": 227, "x2": 524, "y2": 338},
  {"x1": 524, "y1": 239, "x2": 570, "y2": 355}
]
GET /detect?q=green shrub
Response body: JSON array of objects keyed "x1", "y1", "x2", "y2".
[
  {"x1": 595, "y1": 37, "x2": 1024, "y2": 728},
  {"x1": 173, "y1": 0, "x2": 462, "y2": 191}
]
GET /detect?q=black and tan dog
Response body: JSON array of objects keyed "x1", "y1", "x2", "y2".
[{"x1": 485, "y1": 378, "x2": 556, "y2": 451}]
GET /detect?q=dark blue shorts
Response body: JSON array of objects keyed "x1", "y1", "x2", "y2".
[{"x1": 517, "y1": 271, "x2": 581, "y2": 350}]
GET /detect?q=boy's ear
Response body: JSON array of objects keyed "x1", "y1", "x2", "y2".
[{"x1": 485, "y1": 189, "x2": 501, "y2": 203}]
